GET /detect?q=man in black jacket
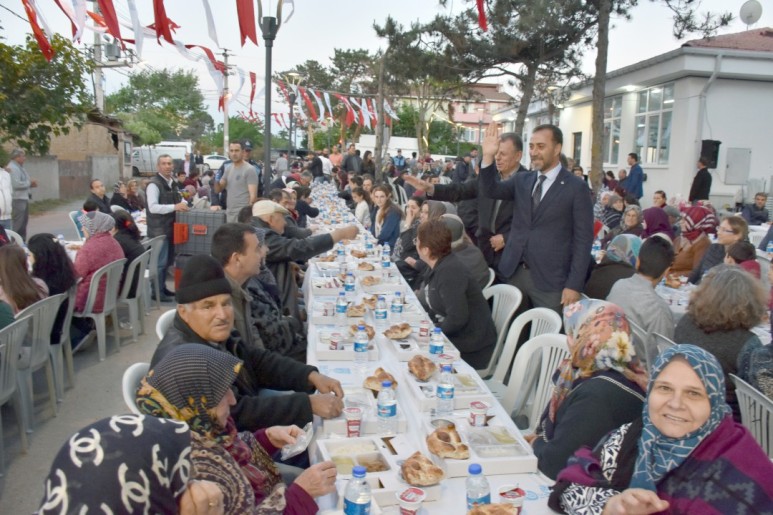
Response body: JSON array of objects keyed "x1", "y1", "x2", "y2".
[
  {"x1": 86, "y1": 179, "x2": 112, "y2": 214},
  {"x1": 688, "y1": 156, "x2": 712, "y2": 203},
  {"x1": 151, "y1": 254, "x2": 344, "y2": 430}
]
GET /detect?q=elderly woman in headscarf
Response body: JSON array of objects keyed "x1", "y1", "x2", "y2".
[
  {"x1": 593, "y1": 190, "x2": 612, "y2": 221},
  {"x1": 441, "y1": 213, "x2": 490, "y2": 290},
  {"x1": 73, "y1": 211, "x2": 124, "y2": 314},
  {"x1": 601, "y1": 194, "x2": 624, "y2": 232},
  {"x1": 601, "y1": 205, "x2": 642, "y2": 249},
  {"x1": 640, "y1": 206, "x2": 675, "y2": 243},
  {"x1": 583, "y1": 234, "x2": 642, "y2": 300},
  {"x1": 549, "y1": 344, "x2": 773, "y2": 514},
  {"x1": 670, "y1": 205, "x2": 717, "y2": 275},
  {"x1": 526, "y1": 299, "x2": 649, "y2": 479},
  {"x1": 137, "y1": 344, "x2": 336, "y2": 514},
  {"x1": 109, "y1": 180, "x2": 133, "y2": 212},
  {"x1": 37, "y1": 414, "x2": 224, "y2": 514},
  {"x1": 245, "y1": 228, "x2": 307, "y2": 363}
]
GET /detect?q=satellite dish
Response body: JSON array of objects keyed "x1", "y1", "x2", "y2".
[{"x1": 740, "y1": 0, "x2": 763, "y2": 26}]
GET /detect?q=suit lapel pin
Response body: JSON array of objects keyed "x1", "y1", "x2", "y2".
[{"x1": 560, "y1": 181, "x2": 565, "y2": 185}]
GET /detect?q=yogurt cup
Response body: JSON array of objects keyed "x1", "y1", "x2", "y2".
[
  {"x1": 468, "y1": 400, "x2": 489, "y2": 427},
  {"x1": 498, "y1": 485, "x2": 525, "y2": 513},
  {"x1": 396, "y1": 487, "x2": 426, "y2": 515},
  {"x1": 329, "y1": 332, "x2": 343, "y2": 351},
  {"x1": 343, "y1": 407, "x2": 363, "y2": 437}
]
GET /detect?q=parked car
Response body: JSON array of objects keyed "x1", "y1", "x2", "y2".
[{"x1": 203, "y1": 154, "x2": 227, "y2": 171}]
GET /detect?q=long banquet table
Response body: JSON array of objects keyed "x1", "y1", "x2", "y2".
[{"x1": 303, "y1": 184, "x2": 555, "y2": 514}]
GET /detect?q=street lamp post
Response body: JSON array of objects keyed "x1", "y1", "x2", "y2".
[
  {"x1": 456, "y1": 124, "x2": 462, "y2": 157},
  {"x1": 476, "y1": 107, "x2": 485, "y2": 147},
  {"x1": 285, "y1": 72, "x2": 300, "y2": 160},
  {"x1": 258, "y1": 0, "x2": 285, "y2": 198}
]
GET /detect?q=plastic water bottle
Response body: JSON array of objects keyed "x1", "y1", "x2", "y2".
[
  {"x1": 767, "y1": 241, "x2": 773, "y2": 256},
  {"x1": 466, "y1": 464, "x2": 491, "y2": 510},
  {"x1": 591, "y1": 239, "x2": 601, "y2": 259},
  {"x1": 344, "y1": 466, "x2": 371, "y2": 514},
  {"x1": 429, "y1": 327, "x2": 444, "y2": 359},
  {"x1": 390, "y1": 291, "x2": 403, "y2": 323},
  {"x1": 365, "y1": 237, "x2": 374, "y2": 255},
  {"x1": 353, "y1": 324, "x2": 369, "y2": 371},
  {"x1": 376, "y1": 380, "x2": 397, "y2": 435},
  {"x1": 344, "y1": 272, "x2": 356, "y2": 298},
  {"x1": 335, "y1": 291, "x2": 348, "y2": 322},
  {"x1": 381, "y1": 243, "x2": 391, "y2": 268},
  {"x1": 436, "y1": 364, "x2": 454, "y2": 416},
  {"x1": 374, "y1": 295, "x2": 388, "y2": 328},
  {"x1": 57, "y1": 234, "x2": 66, "y2": 247},
  {"x1": 337, "y1": 242, "x2": 346, "y2": 264}
]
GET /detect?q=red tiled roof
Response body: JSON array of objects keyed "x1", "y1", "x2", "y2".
[{"x1": 683, "y1": 27, "x2": 773, "y2": 52}]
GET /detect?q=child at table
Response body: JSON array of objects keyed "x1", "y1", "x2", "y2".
[{"x1": 723, "y1": 241, "x2": 760, "y2": 279}]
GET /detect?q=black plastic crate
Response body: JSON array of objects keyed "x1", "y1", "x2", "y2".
[{"x1": 174, "y1": 210, "x2": 227, "y2": 257}]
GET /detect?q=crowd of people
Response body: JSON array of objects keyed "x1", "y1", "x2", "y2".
[{"x1": 3, "y1": 121, "x2": 773, "y2": 513}]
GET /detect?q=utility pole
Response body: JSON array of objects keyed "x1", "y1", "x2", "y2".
[
  {"x1": 222, "y1": 49, "x2": 231, "y2": 153},
  {"x1": 374, "y1": 52, "x2": 387, "y2": 182},
  {"x1": 89, "y1": 2, "x2": 135, "y2": 112},
  {"x1": 93, "y1": 25, "x2": 105, "y2": 111}
]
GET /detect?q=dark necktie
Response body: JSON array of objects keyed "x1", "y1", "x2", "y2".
[{"x1": 532, "y1": 174, "x2": 547, "y2": 212}]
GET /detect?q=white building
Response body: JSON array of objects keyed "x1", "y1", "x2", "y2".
[{"x1": 515, "y1": 27, "x2": 773, "y2": 208}]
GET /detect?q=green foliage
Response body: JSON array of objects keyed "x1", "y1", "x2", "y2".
[
  {"x1": 106, "y1": 68, "x2": 213, "y2": 145},
  {"x1": 0, "y1": 34, "x2": 93, "y2": 155},
  {"x1": 201, "y1": 116, "x2": 293, "y2": 155},
  {"x1": 391, "y1": 104, "x2": 420, "y2": 138}
]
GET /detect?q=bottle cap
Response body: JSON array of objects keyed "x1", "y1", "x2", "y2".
[
  {"x1": 468, "y1": 463, "x2": 482, "y2": 475},
  {"x1": 381, "y1": 380, "x2": 392, "y2": 388},
  {"x1": 352, "y1": 465, "x2": 367, "y2": 478},
  {"x1": 378, "y1": 295, "x2": 385, "y2": 300},
  {"x1": 358, "y1": 325, "x2": 365, "y2": 330},
  {"x1": 441, "y1": 364, "x2": 452, "y2": 372}
]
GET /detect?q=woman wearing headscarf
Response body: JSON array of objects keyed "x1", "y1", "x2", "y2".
[
  {"x1": 593, "y1": 191, "x2": 612, "y2": 221},
  {"x1": 37, "y1": 414, "x2": 224, "y2": 514},
  {"x1": 669, "y1": 205, "x2": 716, "y2": 275},
  {"x1": 74, "y1": 211, "x2": 124, "y2": 314},
  {"x1": 583, "y1": 235, "x2": 641, "y2": 300},
  {"x1": 245, "y1": 228, "x2": 307, "y2": 363},
  {"x1": 601, "y1": 194, "x2": 624, "y2": 231},
  {"x1": 640, "y1": 206, "x2": 675, "y2": 242},
  {"x1": 527, "y1": 299, "x2": 648, "y2": 479},
  {"x1": 601, "y1": 205, "x2": 642, "y2": 249},
  {"x1": 137, "y1": 344, "x2": 336, "y2": 514},
  {"x1": 549, "y1": 345, "x2": 773, "y2": 514},
  {"x1": 109, "y1": 181, "x2": 133, "y2": 212}
]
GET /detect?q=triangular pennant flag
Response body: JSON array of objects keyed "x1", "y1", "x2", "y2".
[
  {"x1": 96, "y1": 0, "x2": 125, "y2": 48},
  {"x1": 236, "y1": 0, "x2": 258, "y2": 46},
  {"x1": 200, "y1": 0, "x2": 219, "y2": 47},
  {"x1": 298, "y1": 87, "x2": 318, "y2": 122},
  {"x1": 21, "y1": 0, "x2": 54, "y2": 60}
]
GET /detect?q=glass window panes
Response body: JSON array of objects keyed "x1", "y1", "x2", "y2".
[
  {"x1": 659, "y1": 111, "x2": 672, "y2": 165},
  {"x1": 612, "y1": 97, "x2": 622, "y2": 118},
  {"x1": 635, "y1": 115, "x2": 646, "y2": 161},
  {"x1": 649, "y1": 88, "x2": 663, "y2": 112},
  {"x1": 611, "y1": 119, "x2": 621, "y2": 164},
  {"x1": 633, "y1": 83, "x2": 674, "y2": 165},
  {"x1": 602, "y1": 122, "x2": 611, "y2": 164},
  {"x1": 603, "y1": 95, "x2": 623, "y2": 165},
  {"x1": 637, "y1": 91, "x2": 648, "y2": 114},
  {"x1": 663, "y1": 84, "x2": 674, "y2": 105}
]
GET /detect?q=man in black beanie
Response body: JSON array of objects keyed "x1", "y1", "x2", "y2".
[{"x1": 150, "y1": 254, "x2": 344, "y2": 430}]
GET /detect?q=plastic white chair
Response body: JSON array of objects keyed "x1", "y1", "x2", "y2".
[
  {"x1": 5, "y1": 230, "x2": 24, "y2": 246},
  {"x1": 117, "y1": 249, "x2": 151, "y2": 342},
  {"x1": 68, "y1": 210, "x2": 85, "y2": 241},
  {"x1": 652, "y1": 332, "x2": 676, "y2": 358},
  {"x1": 0, "y1": 316, "x2": 31, "y2": 474},
  {"x1": 144, "y1": 235, "x2": 166, "y2": 312},
  {"x1": 156, "y1": 309, "x2": 176, "y2": 340},
  {"x1": 477, "y1": 284, "x2": 523, "y2": 378},
  {"x1": 730, "y1": 374, "x2": 773, "y2": 459},
  {"x1": 72, "y1": 259, "x2": 127, "y2": 361},
  {"x1": 487, "y1": 308, "x2": 563, "y2": 388},
  {"x1": 628, "y1": 319, "x2": 657, "y2": 374},
  {"x1": 485, "y1": 268, "x2": 496, "y2": 290},
  {"x1": 122, "y1": 362, "x2": 150, "y2": 415},
  {"x1": 501, "y1": 333, "x2": 570, "y2": 434},
  {"x1": 15, "y1": 293, "x2": 66, "y2": 431},
  {"x1": 110, "y1": 205, "x2": 127, "y2": 213},
  {"x1": 50, "y1": 285, "x2": 77, "y2": 400}
]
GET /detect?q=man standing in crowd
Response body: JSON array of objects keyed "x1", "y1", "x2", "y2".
[
  {"x1": 689, "y1": 156, "x2": 713, "y2": 203},
  {"x1": 452, "y1": 153, "x2": 472, "y2": 184},
  {"x1": 342, "y1": 144, "x2": 361, "y2": 174},
  {"x1": 625, "y1": 153, "x2": 644, "y2": 200},
  {"x1": 479, "y1": 123, "x2": 593, "y2": 313},
  {"x1": 0, "y1": 162, "x2": 12, "y2": 230},
  {"x1": 393, "y1": 149, "x2": 406, "y2": 171},
  {"x1": 308, "y1": 151, "x2": 324, "y2": 184},
  {"x1": 741, "y1": 192, "x2": 769, "y2": 225},
  {"x1": 242, "y1": 141, "x2": 264, "y2": 198},
  {"x1": 87, "y1": 179, "x2": 111, "y2": 214},
  {"x1": 329, "y1": 146, "x2": 343, "y2": 169},
  {"x1": 146, "y1": 154, "x2": 189, "y2": 301},
  {"x1": 216, "y1": 141, "x2": 258, "y2": 222},
  {"x1": 275, "y1": 151, "x2": 289, "y2": 177},
  {"x1": 320, "y1": 148, "x2": 333, "y2": 182},
  {"x1": 404, "y1": 133, "x2": 527, "y2": 276},
  {"x1": 8, "y1": 148, "x2": 36, "y2": 239}
]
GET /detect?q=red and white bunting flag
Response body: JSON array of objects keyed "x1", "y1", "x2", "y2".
[
  {"x1": 231, "y1": 68, "x2": 246, "y2": 105},
  {"x1": 476, "y1": 0, "x2": 488, "y2": 31},
  {"x1": 52, "y1": 0, "x2": 78, "y2": 39},
  {"x1": 126, "y1": 0, "x2": 144, "y2": 58},
  {"x1": 333, "y1": 94, "x2": 355, "y2": 127},
  {"x1": 367, "y1": 98, "x2": 378, "y2": 124},
  {"x1": 22, "y1": 0, "x2": 54, "y2": 60},
  {"x1": 72, "y1": 0, "x2": 87, "y2": 40},
  {"x1": 200, "y1": 0, "x2": 219, "y2": 47},
  {"x1": 311, "y1": 89, "x2": 326, "y2": 122},
  {"x1": 323, "y1": 91, "x2": 334, "y2": 121},
  {"x1": 152, "y1": 0, "x2": 175, "y2": 44},
  {"x1": 96, "y1": 0, "x2": 124, "y2": 48},
  {"x1": 298, "y1": 87, "x2": 318, "y2": 121},
  {"x1": 236, "y1": 0, "x2": 258, "y2": 47},
  {"x1": 383, "y1": 98, "x2": 400, "y2": 121},
  {"x1": 249, "y1": 72, "x2": 257, "y2": 116},
  {"x1": 276, "y1": 81, "x2": 291, "y2": 104}
]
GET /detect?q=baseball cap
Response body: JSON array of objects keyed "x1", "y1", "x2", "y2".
[
  {"x1": 252, "y1": 200, "x2": 289, "y2": 217},
  {"x1": 243, "y1": 141, "x2": 253, "y2": 150}
]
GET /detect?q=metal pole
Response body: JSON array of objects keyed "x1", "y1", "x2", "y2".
[
  {"x1": 262, "y1": 17, "x2": 277, "y2": 197},
  {"x1": 93, "y1": 9, "x2": 105, "y2": 111},
  {"x1": 222, "y1": 50, "x2": 230, "y2": 153},
  {"x1": 288, "y1": 102, "x2": 294, "y2": 158}
]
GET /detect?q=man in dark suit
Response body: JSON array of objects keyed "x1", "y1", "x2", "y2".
[
  {"x1": 402, "y1": 134, "x2": 527, "y2": 277},
  {"x1": 688, "y1": 156, "x2": 712, "y2": 203},
  {"x1": 479, "y1": 123, "x2": 593, "y2": 313}
]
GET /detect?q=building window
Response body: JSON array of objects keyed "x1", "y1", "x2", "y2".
[
  {"x1": 602, "y1": 96, "x2": 622, "y2": 166},
  {"x1": 634, "y1": 83, "x2": 674, "y2": 165},
  {"x1": 572, "y1": 132, "x2": 582, "y2": 165}
]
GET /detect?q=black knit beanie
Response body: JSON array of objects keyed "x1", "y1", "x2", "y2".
[{"x1": 175, "y1": 255, "x2": 232, "y2": 304}]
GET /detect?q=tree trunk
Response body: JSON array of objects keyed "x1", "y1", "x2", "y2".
[
  {"x1": 590, "y1": 0, "x2": 611, "y2": 192},
  {"x1": 514, "y1": 63, "x2": 538, "y2": 136},
  {"x1": 374, "y1": 54, "x2": 386, "y2": 182}
]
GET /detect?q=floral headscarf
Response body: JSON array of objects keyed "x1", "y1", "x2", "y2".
[
  {"x1": 641, "y1": 207, "x2": 675, "y2": 240},
  {"x1": 631, "y1": 344, "x2": 731, "y2": 491},
  {"x1": 681, "y1": 206, "x2": 717, "y2": 242},
  {"x1": 37, "y1": 415, "x2": 192, "y2": 514},
  {"x1": 606, "y1": 234, "x2": 642, "y2": 267},
  {"x1": 136, "y1": 343, "x2": 282, "y2": 505},
  {"x1": 544, "y1": 300, "x2": 649, "y2": 437},
  {"x1": 79, "y1": 211, "x2": 115, "y2": 235}
]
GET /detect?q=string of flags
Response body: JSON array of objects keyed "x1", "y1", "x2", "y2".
[{"x1": 20, "y1": 0, "x2": 403, "y2": 127}]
